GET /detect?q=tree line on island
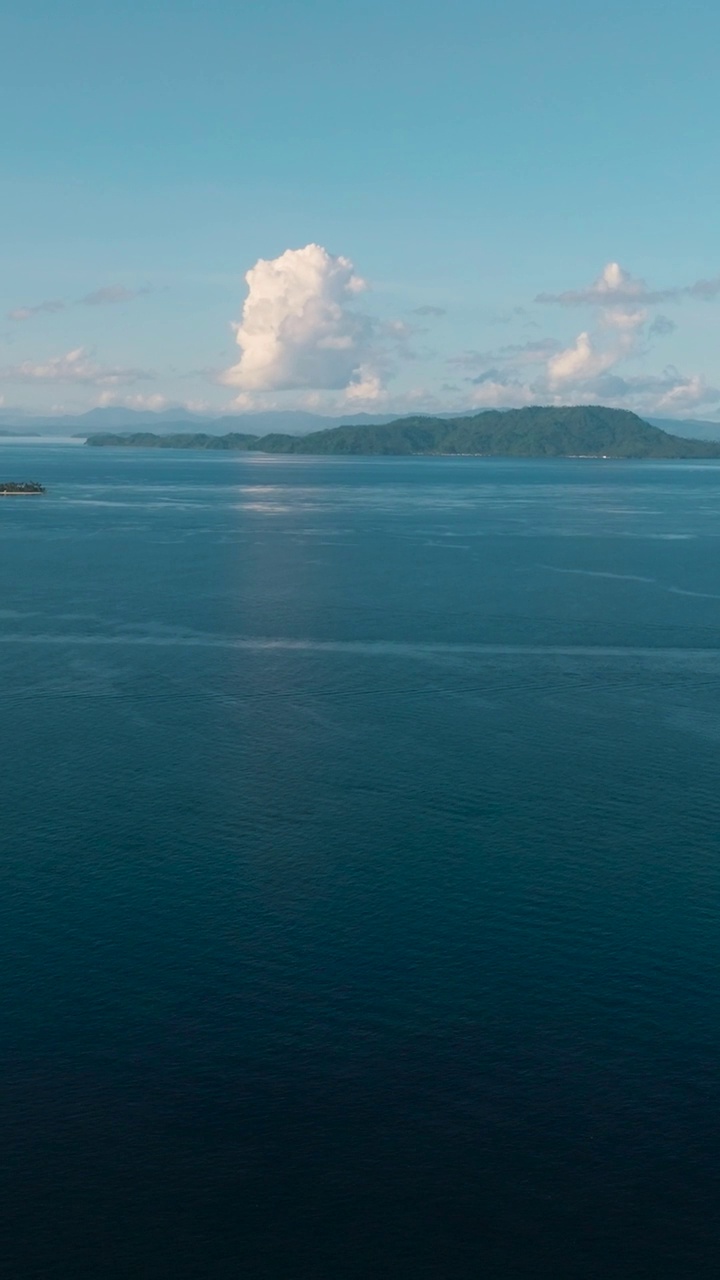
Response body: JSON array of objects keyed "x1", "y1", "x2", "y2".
[
  {"x1": 0, "y1": 481, "x2": 46, "y2": 494},
  {"x1": 84, "y1": 406, "x2": 720, "y2": 459}
]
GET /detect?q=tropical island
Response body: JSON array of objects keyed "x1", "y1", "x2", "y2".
[
  {"x1": 84, "y1": 405, "x2": 720, "y2": 460},
  {"x1": 0, "y1": 481, "x2": 46, "y2": 495}
]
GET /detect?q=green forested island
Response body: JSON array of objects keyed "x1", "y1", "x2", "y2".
[
  {"x1": 84, "y1": 406, "x2": 720, "y2": 459},
  {"x1": 0, "y1": 481, "x2": 45, "y2": 494}
]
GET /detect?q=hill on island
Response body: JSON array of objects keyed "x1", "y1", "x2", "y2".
[{"x1": 85, "y1": 405, "x2": 720, "y2": 459}]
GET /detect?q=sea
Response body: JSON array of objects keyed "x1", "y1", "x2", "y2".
[{"x1": 2, "y1": 441, "x2": 720, "y2": 1279}]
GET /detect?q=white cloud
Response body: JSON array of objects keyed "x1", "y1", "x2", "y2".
[
  {"x1": 645, "y1": 373, "x2": 720, "y2": 411},
  {"x1": 220, "y1": 244, "x2": 378, "y2": 394},
  {"x1": 601, "y1": 306, "x2": 647, "y2": 333},
  {"x1": 548, "y1": 331, "x2": 624, "y2": 387},
  {"x1": 8, "y1": 299, "x2": 66, "y2": 322},
  {"x1": 343, "y1": 369, "x2": 386, "y2": 403},
  {"x1": 537, "y1": 261, "x2": 720, "y2": 307},
  {"x1": 467, "y1": 379, "x2": 536, "y2": 408},
  {"x1": 450, "y1": 259, "x2": 720, "y2": 416},
  {"x1": 0, "y1": 347, "x2": 153, "y2": 385},
  {"x1": 445, "y1": 267, "x2": 720, "y2": 416},
  {"x1": 8, "y1": 254, "x2": 719, "y2": 422}
]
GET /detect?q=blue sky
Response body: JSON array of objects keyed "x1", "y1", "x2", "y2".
[{"x1": 2, "y1": 0, "x2": 719, "y2": 417}]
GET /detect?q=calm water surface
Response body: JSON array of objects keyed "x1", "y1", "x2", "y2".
[{"x1": 2, "y1": 445, "x2": 720, "y2": 1278}]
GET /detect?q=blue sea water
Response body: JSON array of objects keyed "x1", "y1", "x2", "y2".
[{"x1": 2, "y1": 444, "x2": 720, "y2": 1278}]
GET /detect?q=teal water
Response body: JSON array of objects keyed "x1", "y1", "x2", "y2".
[{"x1": 2, "y1": 445, "x2": 720, "y2": 1278}]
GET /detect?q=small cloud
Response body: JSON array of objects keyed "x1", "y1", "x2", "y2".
[
  {"x1": 548, "y1": 331, "x2": 624, "y2": 387},
  {"x1": 537, "y1": 262, "x2": 649, "y2": 307},
  {"x1": 467, "y1": 378, "x2": 536, "y2": 409},
  {"x1": 448, "y1": 338, "x2": 560, "y2": 372},
  {"x1": 8, "y1": 285, "x2": 152, "y2": 322},
  {"x1": 641, "y1": 370, "x2": 720, "y2": 411},
  {"x1": 489, "y1": 306, "x2": 527, "y2": 325},
  {"x1": 411, "y1": 305, "x2": 446, "y2": 318},
  {"x1": 385, "y1": 319, "x2": 416, "y2": 339},
  {"x1": 499, "y1": 338, "x2": 562, "y2": 362},
  {"x1": 537, "y1": 261, "x2": 720, "y2": 308},
  {"x1": 468, "y1": 367, "x2": 504, "y2": 385},
  {"x1": 588, "y1": 370, "x2": 720, "y2": 413},
  {"x1": 686, "y1": 278, "x2": 720, "y2": 300},
  {"x1": 601, "y1": 306, "x2": 647, "y2": 333},
  {"x1": 343, "y1": 369, "x2": 386, "y2": 403},
  {"x1": 8, "y1": 299, "x2": 66, "y2": 322},
  {"x1": 0, "y1": 347, "x2": 154, "y2": 385},
  {"x1": 648, "y1": 314, "x2": 676, "y2": 337},
  {"x1": 80, "y1": 285, "x2": 150, "y2": 306}
]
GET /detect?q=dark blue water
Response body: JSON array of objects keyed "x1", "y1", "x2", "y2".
[{"x1": 2, "y1": 444, "x2": 720, "y2": 1278}]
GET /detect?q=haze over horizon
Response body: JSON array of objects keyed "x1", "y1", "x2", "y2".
[{"x1": 2, "y1": 0, "x2": 720, "y2": 422}]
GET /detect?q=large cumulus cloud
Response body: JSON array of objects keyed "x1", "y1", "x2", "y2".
[{"x1": 221, "y1": 244, "x2": 379, "y2": 394}]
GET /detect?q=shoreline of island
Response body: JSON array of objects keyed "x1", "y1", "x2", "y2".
[
  {"x1": 0, "y1": 482, "x2": 46, "y2": 495},
  {"x1": 79, "y1": 406, "x2": 720, "y2": 461}
]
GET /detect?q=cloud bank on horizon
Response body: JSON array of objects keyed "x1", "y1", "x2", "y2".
[
  {"x1": 447, "y1": 259, "x2": 720, "y2": 417},
  {"x1": 3, "y1": 249, "x2": 720, "y2": 418},
  {"x1": 216, "y1": 249, "x2": 720, "y2": 418}
]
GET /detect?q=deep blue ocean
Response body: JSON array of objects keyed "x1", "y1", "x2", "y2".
[{"x1": 2, "y1": 443, "x2": 720, "y2": 1278}]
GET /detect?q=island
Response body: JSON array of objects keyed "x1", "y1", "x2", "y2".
[
  {"x1": 84, "y1": 406, "x2": 720, "y2": 460},
  {"x1": 0, "y1": 481, "x2": 46, "y2": 495}
]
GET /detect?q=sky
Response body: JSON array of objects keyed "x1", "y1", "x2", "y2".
[{"x1": 1, "y1": 0, "x2": 720, "y2": 419}]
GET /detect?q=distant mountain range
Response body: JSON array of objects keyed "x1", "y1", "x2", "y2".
[
  {"x1": 3, "y1": 405, "x2": 720, "y2": 443},
  {"x1": 84, "y1": 406, "x2": 720, "y2": 459},
  {"x1": 0, "y1": 407, "x2": 416, "y2": 436},
  {"x1": 647, "y1": 417, "x2": 720, "y2": 441}
]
